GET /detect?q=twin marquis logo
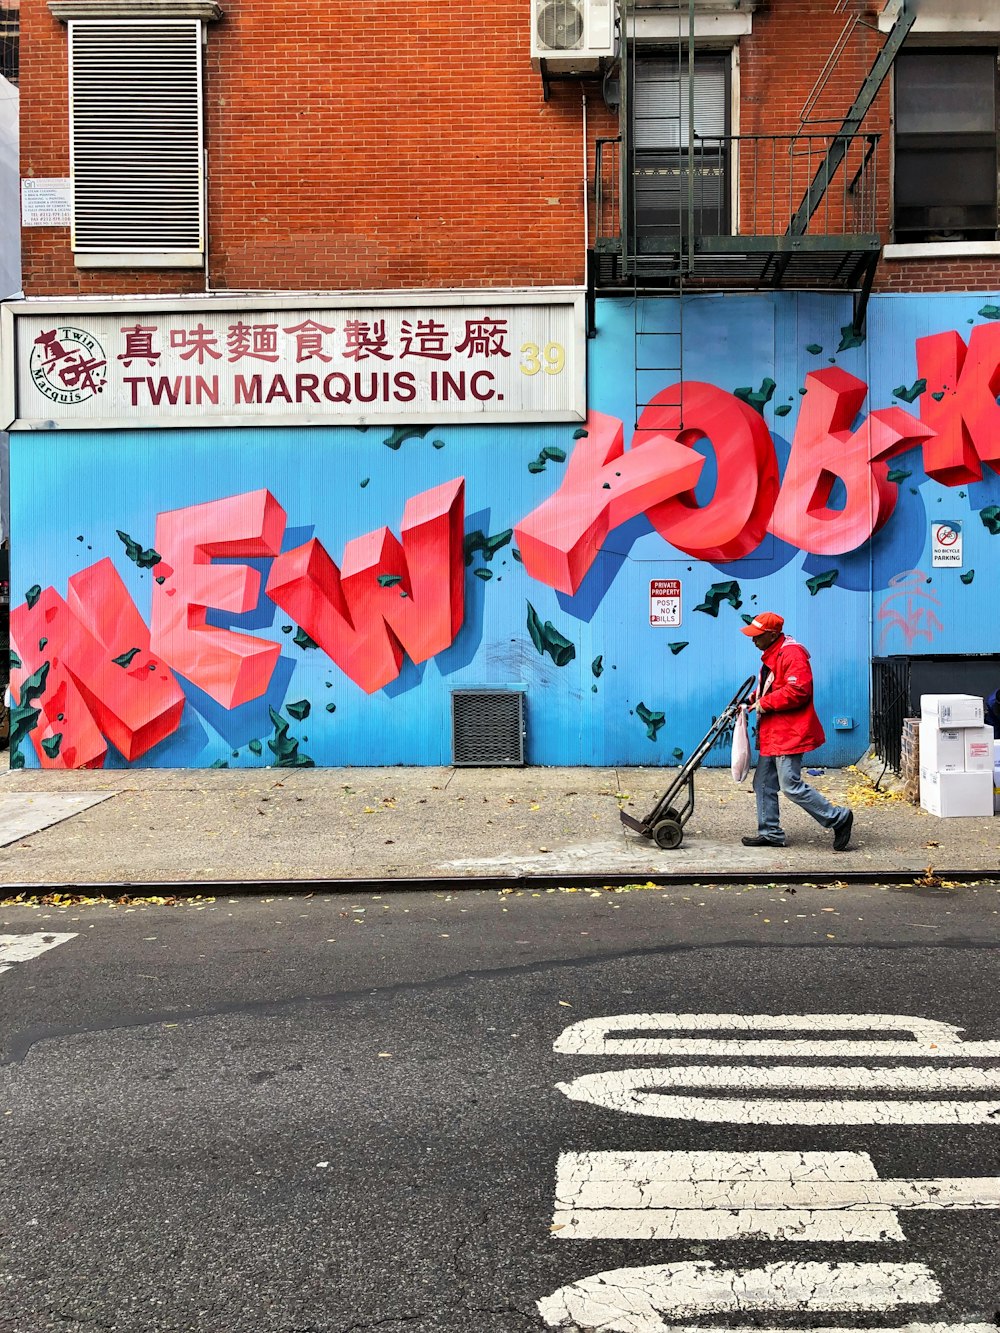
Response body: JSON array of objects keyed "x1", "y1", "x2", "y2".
[{"x1": 28, "y1": 326, "x2": 108, "y2": 405}]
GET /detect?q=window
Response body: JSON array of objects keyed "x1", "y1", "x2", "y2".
[
  {"x1": 630, "y1": 53, "x2": 729, "y2": 250},
  {"x1": 894, "y1": 48, "x2": 998, "y2": 244},
  {"x1": 67, "y1": 17, "x2": 206, "y2": 267}
]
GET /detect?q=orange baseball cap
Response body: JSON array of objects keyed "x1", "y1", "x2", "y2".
[{"x1": 740, "y1": 611, "x2": 784, "y2": 637}]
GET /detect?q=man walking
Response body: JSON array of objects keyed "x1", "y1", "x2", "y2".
[{"x1": 739, "y1": 611, "x2": 853, "y2": 851}]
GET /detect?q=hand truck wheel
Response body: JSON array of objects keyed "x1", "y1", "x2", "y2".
[{"x1": 652, "y1": 818, "x2": 683, "y2": 850}]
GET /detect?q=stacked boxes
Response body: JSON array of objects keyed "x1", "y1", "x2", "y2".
[
  {"x1": 919, "y1": 695, "x2": 995, "y2": 818},
  {"x1": 995, "y1": 739, "x2": 1000, "y2": 815}
]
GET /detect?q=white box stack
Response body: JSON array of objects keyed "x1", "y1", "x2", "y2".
[
  {"x1": 919, "y1": 695, "x2": 994, "y2": 818},
  {"x1": 994, "y1": 739, "x2": 1000, "y2": 815}
]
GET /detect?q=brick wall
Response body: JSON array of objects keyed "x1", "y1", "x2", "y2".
[{"x1": 17, "y1": 0, "x2": 1000, "y2": 297}]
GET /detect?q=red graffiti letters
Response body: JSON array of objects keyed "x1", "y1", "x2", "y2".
[
  {"x1": 916, "y1": 325, "x2": 1000, "y2": 485},
  {"x1": 10, "y1": 558, "x2": 185, "y2": 767},
  {"x1": 769, "y1": 368, "x2": 934, "y2": 556},
  {"x1": 513, "y1": 409, "x2": 704, "y2": 594},
  {"x1": 266, "y1": 478, "x2": 465, "y2": 694},
  {"x1": 151, "y1": 489, "x2": 287, "y2": 708},
  {"x1": 642, "y1": 382, "x2": 781, "y2": 562}
]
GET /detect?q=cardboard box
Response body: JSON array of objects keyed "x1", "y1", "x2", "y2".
[
  {"x1": 964, "y1": 726, "x2": 995, "y2": 773},
  {"x1": 920, "y1": 766, "x2": 995, "y2": 818},
  {"x1": 918, "y1": 722, "x2": 966, "y2": 773},
  {"x1": 920, "y1": 694, "x2": 985, "y2": 728}
]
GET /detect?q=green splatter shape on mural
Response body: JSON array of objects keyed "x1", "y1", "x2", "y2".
[
  {"x1": 41, "y1": 730, "x2": 62, "y2": 762},
  {"x1": 806, "y1": 569, "x2": 840, "y2": 596},
  {"x1": 527, "y1": 459, "x2": 547, "y2": 474},
  {"x1": 960, "y1": 569, "x2": 976, "y2": 585},
  {"x1": 38, "y1": 638, "x2": 47, "y2": 652},
  {"x1": 293, "y1": 627, "x2": 318, "y2": 650},
  {"x1": 526, "y1": 602, "x2": 576, "y2": 667},
  {"x1": 931, "y1": 391, "x2": 946, "y2": 402},
  {"x1": 112, "y1": 647, "x2": 141, "y2": 668},
  {"x1": 383, "y1": 425, "x2": 430, "y2": 451},
  {"x1": 541, "y1": 445, "x2": 567, "y2": 463},
  {"x1": 592, "y1": 655, "x2": 604, "y2": 678},
  {"x1": 774, "y1": 404, "x2": 791, "y2": 417},
  {"x1": 837, "y1": 324, "x2": 865, "y2": 351},
  {"x1": 591, "y1": 684, "x2": 598, "y2": 693},
  {"x1": 733, "y1": 377, "x2": 776, "y2": 415},
  {"x1": 210, "y1": 758, "x2": 229, "y2": 768},
  {"x1": 9, "y1": 649, "x2": 21, "y2": 670},
  {"x1": 116, "y1": 530, "x2": 162, "y2": 569},
  {"x1": 360, "y1": 477, "x2": 370, "y2": 488},
  {"x1": 741, "y1": 613, "x2": 755, "y2": 625},
  {"x1": 798, "y1": 387, "x2": 808, "y2": 395},
  {"x1": 326, "y1": 702, "x2": 337, "y2": 713},
  {"x1": 672, "y1": 747, "x2": 684, "y2": 761},
  {"x1": 8, "y1": 662, "x2": 50, "y2": 770},
  {"x1": 25, "y1": 584, "x2": 41, "y2": 609},
  {"x1": 474, "y1": 568, "x2": 493, "y2": 581},
  {"x1": 572, "y1": 428, "x2": 589, "y2": 439},
  {"x1": 667, "y1": 641, "x2": 689, "y2": 655},
  {"x1": 636, "y1": 701, "x2": 666, "y2": 742},
  {"x1": 268, "y1": 706, "x2": 316, "y2": 768},
  {"x1": 887, "y1": 468, "x2": 911, "y2": 483},
  {"x1": 377, "y1": 574, "x2": 403, "y2": 588},
  {"x1": 432, "y1": 439, "x2": 446, "y2": 449},
  {"x1": 977, "y1": 304, "x2": 1000, "y2": 320},
  {"x1": 281, "y1": 625, "x2": 293, "y2": 634},
  {"x1": 286, "y1": 699, "x2": 311, "y2": 721},
  {"x1": 464, "y1": 528, "x2": 512, "y2": 565},
  {"x1": 980, "y1": 505, "x2": 1000, "y2": 535},
  {"x1": 512, "y1": 548, "x2": 523, "y2": 563},
  {"x1": 155, "y1": 575, "x2": 166, "y2": 585},
  {"x1": 694, "y1": 579, "x2": 742, "y2": 616},
  {"x1": 248, "y1": 739, "x2": 263, "y2": 756},
  {"x1": 892, "y1": 379, "x2": 927, "y2": 404},
  {"x1": 805, "y1": 343, "x2": 823, "y2": 355}
]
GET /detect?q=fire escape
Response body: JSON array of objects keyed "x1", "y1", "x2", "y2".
[{"x1": 589, "y1": 0, "x2": 917, "y2": 365}]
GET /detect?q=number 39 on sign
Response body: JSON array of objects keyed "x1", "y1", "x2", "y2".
[{"x1": 650, "y1": 579, "x2": 681, "y2": 627}]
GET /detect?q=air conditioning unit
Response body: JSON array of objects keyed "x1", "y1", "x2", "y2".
[{"x1": 531, "y1": 0, "x2": 614, "y2": 72}]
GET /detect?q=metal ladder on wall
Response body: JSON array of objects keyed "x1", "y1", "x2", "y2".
[{"x1": 623, "y1": 0, "x2": 697, "y2": 436}]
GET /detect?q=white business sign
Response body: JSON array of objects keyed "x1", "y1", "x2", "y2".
[
  {"x1": 1, "y1": 291, "x2": 586, "y2": 429},
  {"x1": 20, "y1": 178, "x2": 73, "y2": 228},
  {"x1": 649, "y1": 578, "x2": 681, "y2": 627},
  {"x1": 931, "y1": 520, "x2": 963, "y2": 568}
]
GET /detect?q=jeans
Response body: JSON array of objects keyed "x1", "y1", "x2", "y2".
[{"x1": 752, "y1": 753, "x2": 848, "y2": 843}]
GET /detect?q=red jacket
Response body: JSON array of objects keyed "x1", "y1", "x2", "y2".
[{"x1": 754, "y1": 634, "x2": 826, "y2": 757}]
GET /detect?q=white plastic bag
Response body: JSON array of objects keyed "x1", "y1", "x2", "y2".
[{"x1": 731, "y1": 704, "x2": 751, "y2": 784}]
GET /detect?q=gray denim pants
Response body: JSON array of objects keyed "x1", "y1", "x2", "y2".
[{"x1": 752, "y1": 753, "x2": 848, "y2": 842}]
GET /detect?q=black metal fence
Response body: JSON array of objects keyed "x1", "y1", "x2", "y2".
[{"x1": 871, "y1": 658, "x2": 911, "y2": 775}]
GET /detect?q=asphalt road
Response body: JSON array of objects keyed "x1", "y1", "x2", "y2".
[{"x1": 1, "y1": 880, "x2": 999, "y2": 1333}]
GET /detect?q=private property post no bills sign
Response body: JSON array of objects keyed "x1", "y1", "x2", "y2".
[
  {"x1": 931, "y1": 520, "x2": 963, "y2": 568},
  {"x1": 649, "y1": 579, "x2": 681, "y2": 627}
]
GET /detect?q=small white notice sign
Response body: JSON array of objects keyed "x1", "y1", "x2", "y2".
[
  {"x1": 21, "y1": 178, "x2": 72, "y2": 228},
  {"x1": 649, "y1": 578, "x2": 681, "y2": 627},
  {"x1": 931, "y1": 520, "x2": 963, "y2": 568}
]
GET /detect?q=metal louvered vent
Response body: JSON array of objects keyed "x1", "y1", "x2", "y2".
[
  {"x1": 69, "y1": 19, "x2": 204, "y2": 254},
  {"x1": 451, "y1": 690, "x2": 525, "y2": 766}
]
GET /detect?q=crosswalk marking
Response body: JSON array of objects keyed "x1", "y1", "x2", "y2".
[
  {"x1": 552, "y1": 1151, "x2": 1000, "y2": 1243},
  {"x1": 554, "y1": 1012, "x2": 1000, "y2": 1058},
  {"x1": 537, "y1": 1260, "x2": 944, "y2": 1332},
  {"x1": 0, "y1": 932, "x2": 77, "y2": 976}
]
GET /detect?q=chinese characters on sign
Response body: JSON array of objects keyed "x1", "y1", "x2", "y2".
[{"x1": 10, "y1": 299, "x2": 585, "y2": 426}]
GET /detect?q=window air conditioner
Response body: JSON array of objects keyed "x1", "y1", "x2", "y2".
[{"x1": 531, "y1": 0, "x2": 614, "y2": 73}]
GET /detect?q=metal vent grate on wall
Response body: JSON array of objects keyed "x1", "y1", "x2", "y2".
[
  {"x1": 69, "y1": 19, "x2": 204, "y2": 255},
  {"x1": 451, "y1": 690, "x2": 525, "y2": 767}
]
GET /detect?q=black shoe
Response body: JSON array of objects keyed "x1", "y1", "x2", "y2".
[
  {"x1": 833, "y1": 809, "x2": 854, "y2": 852},
  {"x1": 741, "y1": 834, "x2": 786, "y2": 848}
]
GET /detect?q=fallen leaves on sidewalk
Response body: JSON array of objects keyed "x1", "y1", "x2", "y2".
[{"x1": 0, "y1": 891, "x2": 216, "y2": 909}]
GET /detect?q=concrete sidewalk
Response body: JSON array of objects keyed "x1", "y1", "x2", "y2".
[{"x1": 0, "y1": 755, "x2": 996, "y2": 888}]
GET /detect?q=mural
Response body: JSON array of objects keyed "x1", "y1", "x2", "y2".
[{"x1": 8, "y1": 293, "x2": 1000, "y2": 769}]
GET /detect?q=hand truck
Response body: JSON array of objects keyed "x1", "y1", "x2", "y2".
[{"x1": 619, "y1": 675, "x2": 756, "y2": 849}]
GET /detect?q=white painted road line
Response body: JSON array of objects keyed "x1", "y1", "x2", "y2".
[
  {"x1": 555, "y1": 1066, "x2": 1000, "y2": 1124},
  {"x1": 0, "y1": 932, "x2": 77, "y2": 977},
  {"x1": 553, "y1": 1151, "x2": 1000, "y2": 1243},
  {"x1": 554, "y1": 1012, "x2": 1000, "y2": 1058},
  {"x1": 537, "y1": 1260, "x2": 942, "y2": 1332}
]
